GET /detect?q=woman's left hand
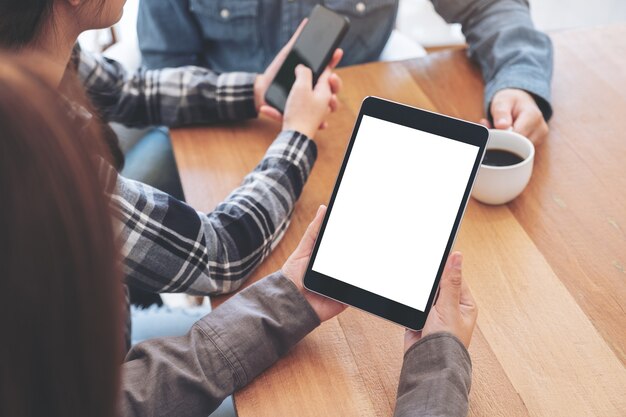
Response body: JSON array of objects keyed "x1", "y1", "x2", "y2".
[{"x1": 282, "y1": 205, "x2": 347, "y2": 322}]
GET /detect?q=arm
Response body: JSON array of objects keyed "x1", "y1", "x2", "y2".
[
  {"x1": 107, "y1": 130, "x2": 316, "y2": 295},
  {"x1": 76, "y1": 47, "x2": 258, "y2": 128},
  {"x1": 76, "y1": 25, "x2": 342, "y2": 130},
  {"x1": 394, "y1": 333, "x2": 472, "y2": 417},
  {"x1": 120, "y1": 272, "x2": 321, "y2": 417},
  {"x1": 397, "y1": 252, "x2": 478, "y2": 417},
  {"x1": 104, "y1": 53, "x2": 338, "y2": 297},
  {"x1": 137, "y1": 0, "x2": 204, "y2": 69},
  {"x1": 431, "y1": 0, "x2": 554, "y2": 121},
  {"x1": 120, "y1": 205, "x2": 346, "y2": 417}
]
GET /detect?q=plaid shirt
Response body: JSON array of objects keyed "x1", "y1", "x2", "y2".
[{"x1": 75, "y1": 48, "x2": 317, "y2": 301}]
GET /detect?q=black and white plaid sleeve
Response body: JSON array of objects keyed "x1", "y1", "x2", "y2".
[
  {"x1": 76, "y1": 48, "x2": 258, "y2": 127},
  {"x1": 105, "y1": 130, "x2": 316, "y2": 295}
]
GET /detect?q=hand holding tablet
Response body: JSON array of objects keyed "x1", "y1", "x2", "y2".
[
  {"x1": 303, "y1": 97, "x2": 489, "y2": 330},
  {"x1": 404, "y1": 252, "x2": 478, "y2": 351},
  {"x1": 283, "y1": 205, "x2": 477, "y2": 350},
  {"x1": 282, "y1": 205, "x2": 347, "y2": 322}
]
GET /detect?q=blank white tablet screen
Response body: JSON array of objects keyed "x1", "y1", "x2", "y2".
[{"x1": 312, "y1": 115, "x2": 479, "y2": 311}]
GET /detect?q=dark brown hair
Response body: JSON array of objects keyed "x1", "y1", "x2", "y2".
[
  {"x1": 0, "y1": 0, "x2": 126, "y2": 168},
  {"x1": 0, "y1": 0, "x2": 55, "y2": 48},
  {"x1": 0, "y1": 55, "x2": 123, "y2": 417},
  {"x1": 0, "y1": 0, "x2": 107, "y2": 49}
]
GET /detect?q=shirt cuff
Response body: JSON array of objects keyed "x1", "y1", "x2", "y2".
[
  {"x1": 215, "y1": 72, "x2": 258, "y2": 121},
  {"x1": 395, "y1": 332, "x2": 472, "y2": 417},
  {"x1": 194, "y1": 272, "x2": 320, "y2": 389},
  {"x1": 484, "y1": 66, "x2": 553, "y2": 122},
  {"x1": 264, "y1": 130, "x2": 318, "y2": 196}
]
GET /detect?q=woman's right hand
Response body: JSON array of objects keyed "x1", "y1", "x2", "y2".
[
  {"x1": 281, "y1": 64, "x2": 342, "y2": 139},
  {"x1": 404, "y1": 252, "x2": 478, "y2": 352}
]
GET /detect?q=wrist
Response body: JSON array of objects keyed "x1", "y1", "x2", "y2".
[
  {"x1": 282, "y1": 123, "x2": 316, "y2": 139},
  {"x1": 404, "y1": 332, "x2": 470, "y2": 361},
  {"x1": 280, "y1": 270, "x2": 323, "y2": 324},
  {"x1": 300, "y1": 288, "x2": 318, "y2": 311}
]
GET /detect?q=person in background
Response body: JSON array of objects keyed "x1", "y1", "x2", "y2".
[
  {"x1": 0, "y1": 0, "x2": 341, "y2": 343},
  {"x1": 0, "y1": 57, "x2": 478, "y2": 417},
  {"x1": 139, "y1": 0, "x2": 553, "y2": 145}
]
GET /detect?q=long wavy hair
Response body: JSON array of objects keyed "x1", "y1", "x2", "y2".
[{"x1": 0, "y1": 54, "x2": 123, "y2": 417}]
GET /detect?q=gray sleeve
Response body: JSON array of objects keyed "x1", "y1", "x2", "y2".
[
  {"x1": 120, "y1": 272, "x2": 321, "y2": 417},
  {"x1": 430, "y1": 0, "x2": 554, "y2": 120},
  {"x1": 394, "y1": 332, "x2": 472, "y2": 417}
]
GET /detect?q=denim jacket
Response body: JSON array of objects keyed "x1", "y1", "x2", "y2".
[
  {"x1": 138, "y1": 0, "x2": 553, "y2": 119},
  {"x1": 139, "y1": 0, "x2": 397, "y2": 71}
]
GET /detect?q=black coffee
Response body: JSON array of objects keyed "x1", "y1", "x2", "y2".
[{"x1": 482, "y1": 149, "x2": 524, "y2": 167}]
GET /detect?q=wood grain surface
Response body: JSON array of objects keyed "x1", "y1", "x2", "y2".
[{"x1": 171, "y1": 25, "x2": 626, "y2": 417}]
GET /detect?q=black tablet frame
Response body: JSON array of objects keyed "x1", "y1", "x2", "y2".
[{"x1": 303, "y1": 96, "x2": 489, "y2": 330}]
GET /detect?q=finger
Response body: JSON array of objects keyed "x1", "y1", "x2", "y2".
[
  {"x1": 491, "y1": 97, "x2": 514, "y2": 130},
  {"x1": 329, "y1": 95, "x2": 339, "y2": 113},
  {"x1": 514, "y1": 106, "x2": 548, "y2": 145},
  {"x1": 294, "y1": 64, "x2": 313, "y2": 90},
  {"x1": 268, "y1": 20, "x2": 307, "y2": 77},
  {"x1": 272, "y1": 19, "x2": 308, "y2": 67},
  {"x1": 296, "y1": 205, "x2": 327, "y2": 254},
  {"x1": 528, "y1": 121, "x2": 549, "y2": 146},
  {"x1": 285, "y1": 19, "x2": 308, "y2": 51},
  {"x1": 459, "y1": 278, "x2": 478, "y2": 339},
  {"x1": 479, "y1": 118, "x2": 492, "y2": 128},
  {"x1": 512, "y1": 106, "x2": 542, "y2": 139},
  {"x1": 459, "y1": 275, "x2": 476, "y2": 309},
  {"x1": 329, "y1": 73, "x2": 343, "y2": 95},
  {"x1": 314, "y1": 67, "x2": 333, "y2": 95},
  {"x1": 406, "y1": 329, "x2": 422, "y2": 339},
  {"x1": 328, "y1": 48, "x2": 344, "y2": 69},
  {"x1": 259, "y1": 105, "x2": 283, "y2": 122},
  {"x1": 404, "y1": 329, "x2": 423, "y2": 352},
  {"x1": 437, "y1": 252, "x2": 463, "y2": 310}
]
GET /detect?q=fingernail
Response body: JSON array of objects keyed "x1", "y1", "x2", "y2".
[
  {"x1": 497, "y1": 118, "x2": 508, "y2": 126},
  {"x1": 316, "y1": 205, "x2": 324, "y2": 216},
  {"x1": 452, "y1": 253, "x2": 463, "y2": 270}
]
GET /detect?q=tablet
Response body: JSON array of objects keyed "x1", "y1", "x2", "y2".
[{"x1": 303, "y1": 97, "x2": 489, "y2": 330}]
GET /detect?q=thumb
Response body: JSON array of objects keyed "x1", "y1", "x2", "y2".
[
  {"x1": 328, "y1": 48, "x2": 344, "y2": 69},
  {"x1": 294, "y1": 64, "x2": 313, "y2": 90},
  {"x1": 314, "y1": 67, "x2": 333, "y2": 95},
  {"x1": 259, "y1": 105, "x2": 283, "y2": 122},
  {"x1": 293, "y1": 205, "x2": 327, "y2": 257},
  {"x1": 491, "y1": 97, "x2": 514, "y2": 130},
  {"x1": 437, "y1": 252, "x2": 463, "y2": 310},
  {"x1": 288, "y1": 19, "x2": 308, "y2": 48}
]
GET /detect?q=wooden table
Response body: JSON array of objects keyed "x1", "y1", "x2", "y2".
[{"x1": 171, "y1": 25, "x2": 626, "y2": 417}]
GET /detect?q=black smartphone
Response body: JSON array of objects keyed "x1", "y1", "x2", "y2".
[{"x1": 265, "y1": 5, "x2": 350, "y2": 113}]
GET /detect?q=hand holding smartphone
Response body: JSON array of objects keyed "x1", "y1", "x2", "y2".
[{"x1": 265, "y1": 6, "x2": 350, "y2": 113}]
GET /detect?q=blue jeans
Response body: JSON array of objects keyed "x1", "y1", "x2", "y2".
[
  {"x1": 130, "y1": 304, "x2": 213, "y2": 345},
  {"x1": 121, "y1": 127, "x2": 185, "y2": 201}
]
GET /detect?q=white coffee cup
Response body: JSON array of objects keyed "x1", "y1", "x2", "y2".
[{"x1": 472, "y1": 129, "x2": 535, "y2": 205}]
